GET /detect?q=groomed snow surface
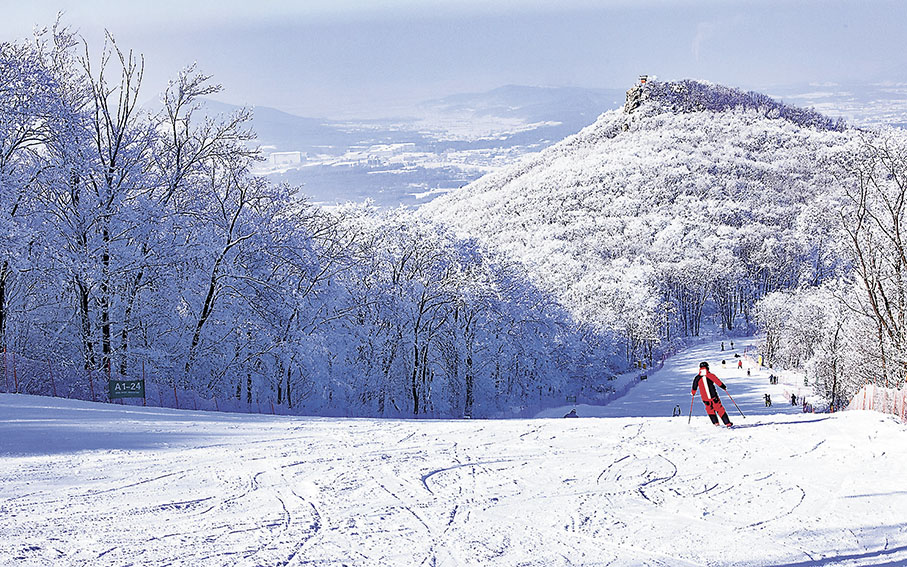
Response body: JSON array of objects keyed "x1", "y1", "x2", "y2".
[{"x1": 2, "y1": 338, "x2": 905, "y2": 566}]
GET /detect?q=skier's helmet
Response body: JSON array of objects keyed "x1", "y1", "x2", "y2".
[{"x1": 699, "y1": 361, "x2": 709, "y2": 370}]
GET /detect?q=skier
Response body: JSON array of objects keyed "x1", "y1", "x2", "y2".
[
  {"x1": 691, "y1": 362, "x2": 733, "y2": 427},
  {"x1": 738, "y1": 359, "x2": 743, "y2": 369},
  {"x1": 672, "y1": 404, "x2": 682, "y2": 417},
  {"x1": 721, "y1": 341, "x2": 725, "y2": 351},
  {"x1": 564, "y1": 408, "x2": 578, "y2": 418},
  {"x1": 764, "y1": 393, "x2": 772, "y2": 407}
]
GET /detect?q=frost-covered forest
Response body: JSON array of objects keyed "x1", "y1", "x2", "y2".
[
  {"x1": 4, "y1": 24, "x2": 907, "y2": 417},
  {"x1": 0, "y1": 26, "x2": 619, "y2": 418},
  {"x1": 423, "y1": 79, "x2": 907, "y2": 409}
]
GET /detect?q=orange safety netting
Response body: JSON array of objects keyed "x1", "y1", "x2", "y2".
[{"x1": 847, "y1": 384, "x2": 907, "y2": 423}]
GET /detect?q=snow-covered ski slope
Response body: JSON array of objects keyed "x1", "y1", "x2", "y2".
[
  {"x1": 2, "y1": 339, "x2": 905, "y2": 567},
  {"x1": 537, "y1": 337, "x2": 811, "y2": 419}
]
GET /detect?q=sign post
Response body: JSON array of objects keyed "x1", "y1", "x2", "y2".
[
  {"x1": 108, "y1": 379, "x2": 146, "y2": 401},
  {"x1": 48, "y1": 360, "x2": 57, "y2": 397}
]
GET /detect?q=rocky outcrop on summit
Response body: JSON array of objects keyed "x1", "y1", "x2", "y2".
[
  {"x1": 624, "y1": 83, "x2": 647, "y2": 114},
  {"x1": 630, "y1": 80, "x2": 845, "y2": 131}
]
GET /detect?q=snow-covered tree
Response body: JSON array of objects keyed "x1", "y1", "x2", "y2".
[
  {"x1": 0, "y1": 26, "x2": 71, "y2": 354},
  {"x1": 838, "y1": 132, "x2": 907, "y2": 389}
]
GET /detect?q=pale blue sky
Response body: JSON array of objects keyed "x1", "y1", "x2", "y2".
[{"x1": 3, "y1": 0, "x2": 905, "y2": 117}]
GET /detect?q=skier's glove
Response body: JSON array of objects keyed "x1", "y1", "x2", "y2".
[{"x1": 720, "y1": 384, "x2": 727, "y2": 390}]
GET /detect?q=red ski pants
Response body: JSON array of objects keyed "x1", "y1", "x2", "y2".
[{"x1": 703, "y1": 397, "x2": 731, "y2": 425}]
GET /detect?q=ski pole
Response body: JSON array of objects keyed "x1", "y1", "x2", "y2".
[
  {"x1": 688, "y1": 393, "x2": 695, "y2": 424},
  {"x1": 724, "y1": 389, "x2": 746, "y2": 418}
]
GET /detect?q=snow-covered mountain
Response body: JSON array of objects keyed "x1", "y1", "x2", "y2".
[{"x1": 421, "y1": 80, "x2": 862, "y2": 341}]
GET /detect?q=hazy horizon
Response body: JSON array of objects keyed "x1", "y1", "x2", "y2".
[{"x1": 4, "y1": 1, "x2": 906, "y2": 118}]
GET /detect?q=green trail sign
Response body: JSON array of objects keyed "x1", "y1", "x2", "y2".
[{"x1": 109, "y1": 379, "x2": 145, "y2": 399}]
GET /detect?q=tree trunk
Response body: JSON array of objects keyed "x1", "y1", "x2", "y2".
[
  {"x1": 420, "y1": 344, "x2": 431, "y2": 414},
  {"x1": 185, "y1": 259, "x2": 222, "y2": 379},
  {"x1": 464, "y1": 355, "x2": 474, "y2": 418},
  {"x1": 713, "y1": 281, "x2": 738, "y2": 331},
  {"x1": 120, "y1": 268, "x2": 145, "y2": 376},
  {"x1": 411, "y1": 342, "x2": 420, "y2": 415},
  {"x1": 100, "y1": 225, "x2": 112, "y2": 374},
  {"x1": 277, "y1": 368, "x2": 283, "y2": 405},
  {"x1": 77, "y1": 278, "x2": 96, "y2": 371},
  {"x1": 0, "y1": 263, "x2": 7, "y2": 351}
]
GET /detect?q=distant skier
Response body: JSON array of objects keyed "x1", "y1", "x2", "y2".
[
  {"x1": 738, "y1": 359, "x2": 743, "y2": 369},
  {"x1": 564, "y1": 408, "x2": 578, "y2": 418},
  {"x1": 691, "y1": 361, "x2": 733, "y2": 427},
  {"x1": 764, "y1": 393, "x2": 772, "y2": 407},
  {"x1": 672, "y1": 404, "x2": 682, "y2": 417},
  {"x1": 721, "y1": 341, "x2": 725, "y2": 351}
]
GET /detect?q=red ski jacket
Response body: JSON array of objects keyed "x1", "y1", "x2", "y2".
[{"x1": 692, "y1": 371, "x2": 725, "y2": 401}]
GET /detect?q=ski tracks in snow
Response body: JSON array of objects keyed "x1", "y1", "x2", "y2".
[{"x1": 2, "y1": 393, "x2": 907, "y2": 566}]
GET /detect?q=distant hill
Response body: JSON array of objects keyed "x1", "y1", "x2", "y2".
[
  {"x1": 767, "y1": 82, "x2": 907, "y2": 129},
  {"x1": 422, "y1": 84, "x2": 623, "y2": 118},
  {"x1": 192, "y1": 99, "x2": 385, "y2": 154},
  {"x1": 420, "y1": 80, "x2": 862, "y2": 343},
  {"x1": 191, "y1": 86, "x2": 627, "y2": 206},
  {"x1": 416, "y1": 85, "x2": 626, "y2": 145},
  {"x1": 201, "y1": 85, "x2": 626, "y2": 154}
]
